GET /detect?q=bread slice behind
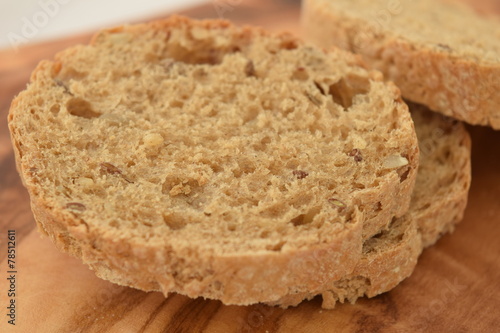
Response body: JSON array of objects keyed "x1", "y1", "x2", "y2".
[{"x1": 302, "y1": 0, "x2": 500, "y2": 128}]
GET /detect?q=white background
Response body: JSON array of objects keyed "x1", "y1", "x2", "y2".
[{"x1": 0, "y1": 0, "x2": 208, "y2": 50}]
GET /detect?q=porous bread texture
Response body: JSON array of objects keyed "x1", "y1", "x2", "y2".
[
  {"x1": 271, "y1": 107, "x2": 472, "y2": 309},
  {"x1": 8, "y1": 16, "x2": 419, "y2": 305},
  {"x1": 302, "y1": 0, "x2": 500, "y2": 129}
]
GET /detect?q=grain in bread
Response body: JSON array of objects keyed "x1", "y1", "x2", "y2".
[
  {"x1": 302, "y1": 0, "x2": 500, "y2": 128},
  {"x1": 8, "y1": 16, "x2": 419, "y2": 305}
]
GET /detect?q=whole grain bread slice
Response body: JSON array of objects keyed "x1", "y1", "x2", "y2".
[
  {"x1": 8, "y1": 16, "x2": 419, "y2": 305},
  {"x1": 271, "y1": 106, "x2": 472, "y2": 308},
  {"x1": 302, "y1": 0, "x2": 500, "y2": 129}
]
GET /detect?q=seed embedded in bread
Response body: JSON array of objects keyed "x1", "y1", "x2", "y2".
[
  {"x1": 66, "y1": 202, "x2": 87, "y2": 212},
  {"x1": 348, "y1": 149, "x2": 363, "y2": 162},
  {"x1": 383, "y1": 155, "x2": 409, "y2": 169}
]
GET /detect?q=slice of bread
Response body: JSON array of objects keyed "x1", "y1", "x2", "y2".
[
  {"x1": 408, "y1": 103, "x2": 471, "y2": 248},
  {"x1": 270, "y1": 107, "x2": 472, "y2": 308},
  {"x1": 8, "y1": 16, "x2": 419, "y2": 305},
  {"x1": 302, "y1": 0, "x2": 500, "y2": 129}
]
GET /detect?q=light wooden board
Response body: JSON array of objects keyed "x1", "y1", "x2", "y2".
[{"x1": 0, "y1": 0, "x2": 499, "y2": 332}]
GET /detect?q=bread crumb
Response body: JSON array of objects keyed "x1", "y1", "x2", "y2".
[{"x1": 351, "y1": 135, "x2": 367, "y2": 149}]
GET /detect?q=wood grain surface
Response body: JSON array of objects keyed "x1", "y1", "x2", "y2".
[{"x1": 1, "y1": 0, "x2": 499, "y2": 332}]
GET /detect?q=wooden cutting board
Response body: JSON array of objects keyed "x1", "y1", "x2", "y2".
[{"x1": 1, "y1": 1, "x2": 499, "y2": 332}]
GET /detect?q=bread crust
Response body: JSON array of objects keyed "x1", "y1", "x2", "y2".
[
  {"x1": 8, "y1": 16, "x2": 419, "y2": 305},
  {"x1": 302, "y1": 0, "x2": 500, "y2": 129},
  {"x1": 27, "y1": 192, "x2": 364, "y2": 304},
  {"x1": 269, "y1": 215, "x2": 421, "y2": 309}
]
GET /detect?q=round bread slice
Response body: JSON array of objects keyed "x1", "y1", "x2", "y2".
[
  {"x1": 8, "y1": 16, "x2": 418, "y2": 305},
  {"x1": 302, "y1": 0, "x2": 500, "y2": 129},
  {"x1": 270, "y1": 106, "x2": 472, "y2": 308}
]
